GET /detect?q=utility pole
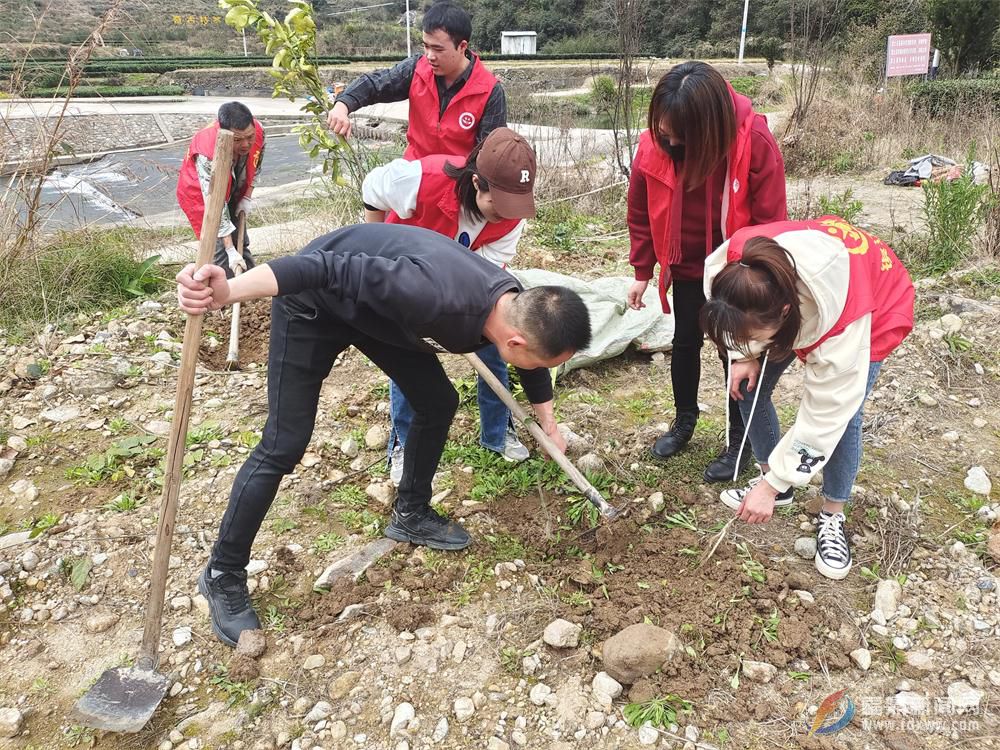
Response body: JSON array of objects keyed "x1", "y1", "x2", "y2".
[
  {"x1": 406, "y1": 0, "x2": 412, "y2": 57},
  {"x1": 737, "y1": 0, "x2": 749, "y2": 64}
]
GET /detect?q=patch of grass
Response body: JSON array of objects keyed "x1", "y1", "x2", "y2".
[
  {"x1": 532, "y1": 202, "x2": 590, "y2": 253},
  {"x1": 104, "y1": 492, "x2": 141, "y2": 512},
  {"x1": 209, "y1": 665, "x2": 255, "y2": 706},
  {"x1": 737, "y1": 542, "x2": 767, "y2": 584},
  {"x1": 661, "y1": 508, "x2": 699, "y2": 532},
  {"x1": 66, "y1": 434, "x2": 160, "y2": 486},
  {"x1": 186, "y1": 422, "x2": 224, "y2": 447},
  {"x1": 330, "y1": 484, "x2": 367, "y2": 508},
  {"x1": 1, "y1": 226, "x2": 168, "y2": 332},
  {"x1": 623, "y1": 695, "x2": 693, "y2": 729},
  {"x1": 752, "y1": 609, "x2": 780, "y2": 649},
  {"x1": 63, "y1": 725, "x2": 96, "y2": 748},
  {"x1": 107, "y1": 416, "x2": 129, "y2": 435},
  {"x1": 311, "y1": 531, "x2": 345, "y2": 553},
  {"x1": 262, "y1": 604, "x2": 287, "y2": 633},
  {"x1": 339, "y1": 509, "x2": 385, "y2": 537},
  {"x1": 271, "y1": 517, "x2": 298, "y2": 534},
  {"x1": 565, "y1": 495, "x2": 600, "y2": 528},
  {"x1": 235, "y1": 430, "x2": 261, "y2": 449}
]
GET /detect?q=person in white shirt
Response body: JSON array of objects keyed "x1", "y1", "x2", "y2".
[{"x1": 362, "y1": 127, "x2": 538, "y2": 481}]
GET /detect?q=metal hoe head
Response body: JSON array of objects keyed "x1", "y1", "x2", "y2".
[{"x1": 72, "y1": 665, "x2": 170, "y2": 733}]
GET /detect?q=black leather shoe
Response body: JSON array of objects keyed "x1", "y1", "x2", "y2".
[
  {"x1": 649, "y1": 411, "x2": 699, "y2": 460},
  {"x1": 385, "y1": 506, "x2": 472, "y2": 550},
  {"x1": 198, "y1": 567, "x2": 261, "y2": 648},
  {"x1": 703, "y1": 440, "x2": 753, "y2": 483}
]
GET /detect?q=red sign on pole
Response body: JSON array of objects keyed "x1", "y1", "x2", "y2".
[{"x1": 886, "y1": 33, "x2": 932, "y2": 77}]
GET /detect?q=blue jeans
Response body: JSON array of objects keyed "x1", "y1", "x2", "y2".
[
  {"x1": 389, "y1": 343, "x2": 512, "y2": 454},
  {"x1": 734, "y1": 357, "x2": 883, "y2": 503}
]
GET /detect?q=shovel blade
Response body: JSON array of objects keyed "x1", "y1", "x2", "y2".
[{"x1": 72, "y1": 666, "x2": 170, "y2": 733}]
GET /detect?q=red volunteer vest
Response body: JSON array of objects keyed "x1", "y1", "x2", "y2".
[
  {"x1": 404, "y1": 55, "x2": 497, "y2": 160},
  {"x1": 176, "y1": 120, "x2": 265, "y2": 239},
  {"x1": 385, "y1": 155, "x2": 520, "y2": 253},
  {"x1": 726, "y1": 217, "x2": 915, "y2": 361},
  {"x1": 634, "y1": 86, "x2": 760, "y2": 311}
]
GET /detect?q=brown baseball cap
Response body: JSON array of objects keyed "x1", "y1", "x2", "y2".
[{"x1": 476, "y1": 127, "x2": 537, "y2": 219}]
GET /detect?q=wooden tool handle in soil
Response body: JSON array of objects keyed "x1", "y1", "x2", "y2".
[
  {"x1": 139, "y1": 130, "x2": 235, "y2": 666},
  {"x1": 462, "y1": 352, "x2": 618, "y2": 518}
]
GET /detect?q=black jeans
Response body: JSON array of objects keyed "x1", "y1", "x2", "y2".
[
  {"x1": 210, "y1": 294, "x2": 459, "y2": 571},
  {"x1": 670, "y1": 279, "x2": 744, "y2": 435}
]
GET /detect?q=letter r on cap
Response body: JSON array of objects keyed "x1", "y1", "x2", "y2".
[{"x1": 520, "y1": 170, "x2": 530, "y2": 184}]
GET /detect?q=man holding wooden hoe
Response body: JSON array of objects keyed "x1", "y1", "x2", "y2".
[
  {"x1": 175, "y1": 223, "x2": 592, "y2": 647},
  {"x1": 176, "y1": 101, "x2": 265, "y2": 279}
]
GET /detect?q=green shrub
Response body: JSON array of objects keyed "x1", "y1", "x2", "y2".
[
  {"x1": 590, "y1": 75, "x2": 617, "y2": 110},
  {"x1": 0, "y1": 227, "x2": 168, "y2": 330},
  {"x1": 919, "y1": 174, "x2": 994, "y2": 274},
  {"x1": 728, "y1": 76, "x2": 762, "y2": 100},
  {"x1": 909, "y1": 78, "x2": 1000, "y2": 116},
  {"x1": 817, "y1": 189, "x2": 865, "y2": 224}
]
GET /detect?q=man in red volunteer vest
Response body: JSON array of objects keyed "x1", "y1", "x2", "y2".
[
  {"x1": 326, "y1": 2, "x2": 505, "y2": 159},
  {"x1": 176, "y1": 101, "x2": 265, "y2": 278}
]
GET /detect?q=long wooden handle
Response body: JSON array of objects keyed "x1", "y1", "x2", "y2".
[
  {"x1": 462, "y1": 352, "x2": 619, "y2": 518},
  {"x1": 139, "y1": 130, "x2": 235, "y2": 667}
]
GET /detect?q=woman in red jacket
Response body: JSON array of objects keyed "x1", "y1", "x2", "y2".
[{"x1": 626, "y1": 61, "x2": 787, "y2": 482}]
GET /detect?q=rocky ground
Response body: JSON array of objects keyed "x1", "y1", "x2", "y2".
[{"x1": 0, "y1": 231, "x2": 998, "y2": 750}]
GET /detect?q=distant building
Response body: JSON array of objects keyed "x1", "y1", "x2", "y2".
[{"x1": 501, "y1": 31, "x2": 537, "y2": 55}]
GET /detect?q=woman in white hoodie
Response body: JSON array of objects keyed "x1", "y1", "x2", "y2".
[{"x1": 701, "y1": 217, "x2": 914, "y2": 580}]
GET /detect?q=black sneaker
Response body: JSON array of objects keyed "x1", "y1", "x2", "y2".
[
  {"x1": 197, "y1": 567, "x2": 261, "y2": 648},
  {"x1": 384, "y1": 506, "x2": 471, "y2": 550},
  {"x1": 815, "y1": 510, "x2": 852, "y2": 580},
  {"x1": 650, "y1": 410, "x2": 699, "y2": 460},
  {"x1": 703, "y1": 438, "x2": 753, "y2": 483}
]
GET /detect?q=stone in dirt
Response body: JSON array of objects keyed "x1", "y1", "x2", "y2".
[
  {"x1": 741, "y1": 660, "x2": 777, "y2": 683},
  {"x1": 557, "y1": 424, "x2": 589, "y2": 456},
  {"x1": 988, "y1": 528, "x2": 1000, "y2": 563},
  {"x1": 543, "y1": 618, "x2": 582, "y2": 648},
  {"x1": 41, "y1": 406, "x2": 81, "y2": 423},
  {"x1": 553, "y1": 676, "x2": 589, "y2": 732},
  {"x1": 172, "y1": 626, "x2": 192, "y2": 647},
  {"x1": 390, "y1": 702, "x2": 415, "y2": 736},
  {"x1": 314, "y1": 538, "x2": 398, "y2": 589},
  {"x1": 850, "y1": 648, "x2": 872, "y2": 671},
  {"x1": 453, "y1": 697, "x2": 475, "y2": 722},
  {"x1": 226, "y1": 652, "x2": 260, "y2": 682},
  {"x1": 8, "y1": 479, "x2": 38, "y2": 503},
  {"x1": 84, "y1": 610, "x2": 119, "y2": 634},
  {"x1": 947, "y1": 681, "x2": 983, "y2": 712},
  {"x1": 601, "y1": 623, "x2": 682, "y2": 684},
  {"x1": 432, "y1": 717, "x2": 449, "y2": 743},
  {"x1": 0, "y1": 708, "x2": 23, "y2": 738},
  {"x1": 487, "y1": 738, "x2": 509, "y2": 750},
  {"x1": 794, "y1": 537, "x2": 817, "y2": 559},
  {"x1": 592, "y1": 671, "x2": 623, "y2": 699},
  {"x1": 529, "y1": 683, "x2": 551, "y2": 706},
  {"x1": 964, "y1": 466, "x2": 992, "y2": 497},
  {"x1": 328, "y1": 671, "x2": 361, "y2": 701},
  {"x1": 637, "y1": 722, "x2": 659, "y2": 745},
  {"x1": 874, "y1": 579, "x2": 902, "y2": 620},
  {"x1": 902, "y1": 650, "x2": 935, "y2": 677},
  {"x1": 365, "y1": 425, "x2": 388, "y2": 450},
  {"x1": 305, "y1": 701, "x2": 333, "y2": 723},
  {"x1": 576, "y1": 452, "x2": 605, "y2": 474},
  {"x1": 0, "y1": 458, "x2": 14, "y2": 480},
  {"x1": 236, "y1": 629, "x2": 267, "y2": 659},
  {"x1": 302, "y1": 654, "x2": 326, "y2": 670},
  {"x1": 176, "y1": 701, "x2": 237, "y2": 740},
  {"x1": 0, "y1": 531, "x2": 32, "y2": 551},
  {"x1": 366, "y1": 481, "x2": 395, "y2": 506}
]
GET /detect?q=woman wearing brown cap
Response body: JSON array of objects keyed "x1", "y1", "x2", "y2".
[{"x1": 362, "y1": 127, "x2": 539, "y2": 483}]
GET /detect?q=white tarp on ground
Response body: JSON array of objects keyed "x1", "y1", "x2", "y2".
[{"x1": 512, "y1": 269, "x2": 674, "y2": 378}]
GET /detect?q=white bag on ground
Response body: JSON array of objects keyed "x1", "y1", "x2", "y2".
[{"x1": 512, "y1": 269, "x2": 674, "y2": 378}]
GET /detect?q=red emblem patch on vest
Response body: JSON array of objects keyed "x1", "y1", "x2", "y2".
[{"x1": 458, "y1": 112, "x2": 476, "y2": 130}]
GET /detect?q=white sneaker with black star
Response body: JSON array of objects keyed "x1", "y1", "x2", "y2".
[
  {"x1": 719, "y1": 474, "x2": 794, "y2": 511},
  {"x1": 815, "y1": 510, "x2": 852, "y2": 580}
]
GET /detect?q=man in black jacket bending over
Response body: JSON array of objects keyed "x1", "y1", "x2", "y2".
[{"x1": 176, "y1": 222, "x2": 591, "y2": 646}]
